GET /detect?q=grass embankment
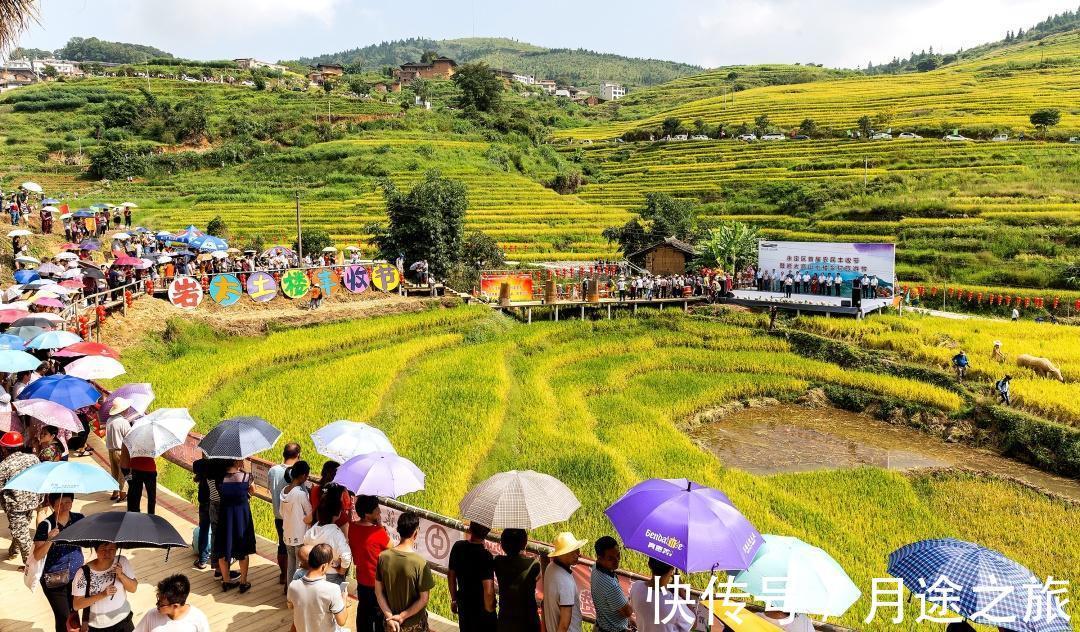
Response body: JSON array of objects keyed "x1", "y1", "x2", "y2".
[{"x1": 122, "y1": 306, "x2": 1079, "y2": 630}]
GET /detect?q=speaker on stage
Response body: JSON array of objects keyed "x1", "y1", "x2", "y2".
[{"x1": 841, "y1": 299, "x2": 852, "y2": 307}]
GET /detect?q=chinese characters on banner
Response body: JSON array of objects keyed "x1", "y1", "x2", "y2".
[
  {"x1": 209, "y1": 274, "x2": 242, "y2": 306},
  {"x1": 757, "y1": 241, "x2": 896, "y2": 298},
  {"x1": 280, "y1": 269, "x2": 310, "y2": 299},
  {"x1": 246, "y1": 271, "x2": 278, "y2": 302},
  {"x1": 168, "y1": 276, "x2": 203, "y2": 309},
  {"x1": 371, "y1": 263, "x2": 401, "y2": 292},
  {"x1": 342, "y1": 265, "x2": 370, "y2": 294}
]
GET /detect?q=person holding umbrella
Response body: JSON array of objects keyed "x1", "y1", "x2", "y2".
[
  {"x1": 628, "y1": 557, "x2": 694, "y2": 632},
  {"x1": 0, "y1": 430, "x2": 40, "y2": 565},
  {"x1": 492, "y1": 529, "x2": 540, "y2": 632},
  {"x1": 214, "y1": 459, "x2": 258, "y2": 593},
  {"x1": 542, "y1": 532, "x2": 588, "y2": 632},
  {"x1": 71, "y1": 541, "x2": 139, "y2": 632},
  {"x1": 105, "y1": 398, "x2": 132, "y2": 502},
  {"x1": 33, "y1": 492, "x2": 86, "y2": 632}
]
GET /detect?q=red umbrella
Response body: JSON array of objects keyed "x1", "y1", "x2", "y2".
[
  {"x1": 0, "y1": 309, "x2": 30, "y2": 324},
  {"x1": 53, "y1": 341, "x2": 120, "y2": 360},
  {"x1": 59, "y1": 242, "x2": 79, "y2": 250},
  {"x1": 113, "y1": 255, "x2": 142, "y2": 266},
  {"x1": 60, "y1": 280, "x2": 83, "y2": 289}
]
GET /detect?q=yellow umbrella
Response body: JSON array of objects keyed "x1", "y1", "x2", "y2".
[{"x1": 705, "y1": 601, "x2": 783, "y2": 632}]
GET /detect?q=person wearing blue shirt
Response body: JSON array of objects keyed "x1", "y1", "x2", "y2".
[
  {"x1": 952, "y1": 350, "x2": 970, "y2": 382},
  {"x1": 590, "y1": 536, "x2": 631, "y2": 632}
]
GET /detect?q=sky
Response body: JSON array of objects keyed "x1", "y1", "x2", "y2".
[{"x1": 11, "y1": 0, "x2": 1080, "y2": 69}]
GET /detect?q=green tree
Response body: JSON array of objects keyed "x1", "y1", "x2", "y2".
[
  {"x1": 462, "y1": 231, "x2": 505, "y2": 269},
  {"x1": 42, "y1": 64, "x2": 58, "y2": 79},
  {"x1": 452, "y1": 63, "x2": 503, "y2": 113},
  {"x1": 420, "y1": 50, "x2": 439, "y2": 64},
  {"x1": 1030, "y1": 108, "x2": 1061, "y2": 136},
  {"x1": 798, "y1": 118, "x2": 819, "y2": 138},
  {"x1": 252, "y1": 72, "x2": 266, "y2": 91},
  {"x1": 916, "y1": 57, "x2": 940, "y2": 72},
  {"x1": 371, "y1": 170, "x2": 469, "y2": 276},
  {"x1": 323, "y1": 79, "x2": 334, "y2": 94},
  {"x1": 602, "y1": 192, "x2": 698, "y2": 254},
  {"x1": 293, "y1": 228, "x2": 333, "y2": 259},
  {"x1": 348, "y1": 77, "x2": 370, "y2": 96},
  {"x1": 206, "y1": 215, "x2": 228, "y2": 237},
  {"x1": 661, "y1": 117, "x2": 683, "y2": 137},
  {"x1": 693, "y1": 119, "x2": 708, "y2": 136},
  {"x1": 857, "y1": 115, "x2": 873, "y2": 139},
  {"x1": 754, "y1": 114, "x2": 772, "y2": 135},
  {"x1": 695, "y1": 221, "x2": 759, "y2": 272},
  {"x1": 411, "y1": 78, "x2": 431, "y2": 102}
]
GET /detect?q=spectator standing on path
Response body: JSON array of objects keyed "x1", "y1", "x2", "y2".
[
  {"x1": 303, "y1": 496, "x2": 353, "y2": 593},
  {"x1": 493, "y1": 528, "x2": 540, "y2": 632},
  {"x1": 309, "y1": 461, "x2": 352, "y2": 538},
  {"x1": 1012, "y1": 308, "x2": 1020, "y2": 321},
  {"x1": 0, "y1": 431, "x2": 40, "y2": 565},
  {"x1": 280, "y1": 460, "x2": 312, "y2": 589},
  {"x1": 215, "y1": 459, "x2": 257, "y2": 593},
  {"x1": 191, "y1": 456, "x2": 224, "y2": 572},
  {"x1": 376, "y1": 511, "x2": 435, "y2": 632},
  {"x1": 448, "y1": 522, "x2": 496, "y2": 632},
  {"x1": 268, "y1": 442, "x2": 302, "y2": 585},
  {"x1": 629, "y1": 557, "x2": 694, "y2": 632},
  {"x1": 34, "y1": 493, "x2": 85, "y2": 632},
  {"x1": 996, "y1": 375, "x2": 1012, "y2": 406},
  {"x1": 542, "y1": 532, "x2": 587, "y2": 632},
  {"x1": 105, "y1": 398, "x2": 132, "y2": 503},
  {"x1": 288, "y1": 543, "x2": 348, "y2": 632},
  {"x1": 349, "y1": 494, "x2": 390, "y2": 632},
  {"x1": 71, "y1": 541, "x2": 139, "y2": 632},
  {"x1": 122, "y1": 441, "x2": 157, "y2": 515},
  {"x1": 133, "y1": 574, "x2": 210, "y2": 632},
  {"x1": 123, "y1": 206, "x2": 132, "y2": 228},
  {"x1": 591, "y1": 536, "x2": 631, "y2": 632}
]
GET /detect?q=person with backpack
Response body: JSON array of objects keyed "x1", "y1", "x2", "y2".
[
  {"x1": 71, "y1": 542, "x2": 139, "y2": 632},
  {"x1": 34, "y1": 493, "x2": 85, "y2": 632},
  {"x1": 996, "y1": 375, "x2": 1012, "y2": 405},
  {"x1": 952, "y1": 350, "x2": 970, "y2": 382}
]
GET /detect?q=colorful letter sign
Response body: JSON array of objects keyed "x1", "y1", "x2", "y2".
[
  {"x1": 371, "y1": 263, "x2": 401, "y2": 292},
  {"x1": 209, "y1": 274, "x2": 243, "y2": 306},
  {"x1": 315, "y1": 268, "x2": 338, "y2": 298},
  {"x1": 281, "y1": 269, "x2": 310, "y2": 299},
  {"x1": 246, "y1": 271, "x2": 278, "y2": 302},
  {"x1": 342, "y1": 265, "x2": 370, "y2": 294},
  {"x1": 168, "y1": 276, "x2": 203, "y2": 309}
]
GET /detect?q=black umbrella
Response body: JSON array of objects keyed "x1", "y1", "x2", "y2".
[
  {"x1": 7, "y1": 326, "x2": 45, "y2": 342},
  {"x1": 52, "y1": 511, "x2": 186, "y2": 549},
  {"x1": 198, "y1": 416, "x2": 281, "y2": 459},
  {"x1": 11, "y1": 316, "x2": 57, "y2": 330},
  {"x1": 81, "y1": 267, "x2": 106, "y2": 281}
]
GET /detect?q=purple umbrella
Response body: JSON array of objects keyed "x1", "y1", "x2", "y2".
[
  {"x1": 98, "y1": 383, "x2": 154, "y2": 424},
  {"x1": 605, "y1": 478, "x2": 762, "y2": 573},
  {"x1": 335, "y1": 451, "x2": 424, "y2": 498}
]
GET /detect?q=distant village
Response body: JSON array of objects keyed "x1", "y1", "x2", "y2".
[{"x1": 0, "y1": 52, "x2": 627, "y2": 106}]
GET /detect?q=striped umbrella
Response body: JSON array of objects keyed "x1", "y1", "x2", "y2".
[
  {"x1": 889, "y1": 538, "x2": 1070, "y2": 632},
  {"x1": 459, "y1": 470, "x2": 580, "y2": 530},
  {"x1": 198, "y1": 416, "x2": 281, "y2": 459}
]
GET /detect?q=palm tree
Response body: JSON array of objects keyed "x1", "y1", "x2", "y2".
[
  {"x1": 1, "y1": 0, "x2": 38, "y2": 54},
  {"x1": 696, "y1": 221, "x2": 759, "y2": 273}
]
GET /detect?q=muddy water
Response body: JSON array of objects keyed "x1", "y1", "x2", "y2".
[{"x1": 690, "y1": 404, "x2": 1080, "y2": 501}]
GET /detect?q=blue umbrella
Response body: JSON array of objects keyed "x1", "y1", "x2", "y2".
[
  {"x1": 0, "y1": 334, "x2": 26, "y2": 350},
  {"x1": 79, "y1": 239, "x2": 101, "y2": 251},
  {"x1": 26, "y1": 330, "x2": 82, "y2": 350},
  {"x1": 16, "y1": 374, "x2": 100, "y2": 409},
  {"x1": 73, "y1": 209, "x2": 95, "y2": 218},
  {"x1": 889, "y1": 538, "x2": 1070, "y2": 632},
  {"x1": 190, "y1": 235, "x2": 228, "y2": 252},
  {"x1": 13, "y1": 270, "x2": 40, "y2": 285},
  {"x1": 43, "y1": 198, "x2": 60, "y2": 205},
  {"x1": 0, "y1": 349, "x2": 42, "y2": 373},
  {"x1": 3, "y1": 461, "x2": 118, "y2": 494}
]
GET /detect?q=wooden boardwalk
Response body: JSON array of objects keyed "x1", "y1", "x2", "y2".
[{"x1": 0, "y1": 437, "x2": 456, "y2": 632}]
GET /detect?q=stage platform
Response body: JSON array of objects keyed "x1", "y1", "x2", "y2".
[{"x1": 724, "y1": 290, "x2": 894, "y2": 318}]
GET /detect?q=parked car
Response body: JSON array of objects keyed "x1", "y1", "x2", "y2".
[
  {"x1": 793, "y1": 135, "x2": 810, "y2": 140},
  {"x1": 691, "y1": 134, "x2": 710, "y2": 140},
  {"x1": 761, "y1": 133, "x2": 786, "y2": 141},
  {"x1": 1069, "y1": 137, "x2": 1079, "y2": 144},
  {"x1": 871, "y1": 132, "x2": 893, "y2": 140},
  {"x1": 943, "y1": 133, "x2": 971, "y2": 141},
  {"x1": 736, "y1": 134, "x2": 758, "y2": 142},
  {"x1": 898, "y1": 132, "x2": 923, "y2": 139},
  {"x1": 673, "y1": 134, "x2": 689, "y2": 141},
  {"x1": 992, "y1": 133, "x2": 1009, "y2": 142}
]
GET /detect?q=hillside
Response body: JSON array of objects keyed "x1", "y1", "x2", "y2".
[
  {"x1": 556, "y1": 29, "x2": 1080, "y2": 140},
  {"x1": 297, "y1": 36, "x2": 703, "y2": 91}
]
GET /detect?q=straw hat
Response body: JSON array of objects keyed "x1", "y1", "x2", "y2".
[
  {"x1": 0, "y1": 431, "x2": 24, "y2": 449},
  {"x1": 108, "y1": 397, "x2": 131, "y2": 416},
  {"x1": 549, "y1": 532, "x2": 588, "y2": 557},
  {"x1": 994, "y1": 340, "x2": 1002, "y2": 347}
]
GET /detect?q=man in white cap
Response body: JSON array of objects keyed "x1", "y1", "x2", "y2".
[
  {"x1": 105, "y1": 397, "x2": 132, "y2": 502},
  {"x1": 543, "y1": 532, "x2": 587, "y2": 632}
]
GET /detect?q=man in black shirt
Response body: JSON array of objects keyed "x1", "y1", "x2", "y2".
[{"x1": 448, "y1": 522, "x2": 496, "y2": 632}]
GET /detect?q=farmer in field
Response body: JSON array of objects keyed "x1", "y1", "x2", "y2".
[
  {"x1": 991, "y1": 341, "x2": 1006, "y2": 364},
  {"x1": 952, "y1": 350, "x2": 970, "y2": 382}
]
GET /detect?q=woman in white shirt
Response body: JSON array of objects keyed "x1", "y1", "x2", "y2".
[
  {"x1": 279, "y1": 461, "x2": 312, "y2": 584},
  {"x1": 629, "y1": 557, "x2": 693, "y2": 632},
  {"x1": 302, "y1": 492, "x2": 352, "y2": 593},
  {"x1": 72, "y1": 542, "x2": 138, "y2": 632}
]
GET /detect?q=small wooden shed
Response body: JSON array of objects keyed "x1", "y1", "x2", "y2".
[{"x1": 627, "y1": 237, "x2": 697, "y2": 275}]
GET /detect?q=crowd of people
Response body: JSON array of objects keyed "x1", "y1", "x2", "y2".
[{"x1": 753, "y1": 269, "x2": 884, "y2": 299}]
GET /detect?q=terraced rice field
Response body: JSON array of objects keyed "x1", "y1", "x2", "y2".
[
  {"x1": 555, "y1": 31, "x2": 1080, "y2": 141},
  {"x1": 119, "y1": 306, "x2": 1080, "y2": 630}
]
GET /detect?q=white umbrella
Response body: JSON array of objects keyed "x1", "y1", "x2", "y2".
[
  {"x1": 4, "y1": 286, "x2": 24, "y2": 301},
  {"x1": 30, "y1": 312, "x2": 64, "y2": 324},
  {"x1": 458, "y1": 470, "x2": 581, "y2": 530},
  {"x1": 322, "y1": 246, "x2": 338, "y2": 253},
  {"x1": 123, "y1": 408, "x2": 195, "y2": 458},
  {"x1": 61, "y1": 268, "x2": 83, "y2": 279},
  {"x1": 56, "y1": 252, "x2": 78, "y2": 261},
  {"x1": 8, "y1": 229, "x2": 32, "y2": 238},
  {"x1": 111, "y1": 232, "x2": 131, "y2": 240},
  {"x1": 344, "y1": 246, "x2": 361, "y2": 251},
  {"x1": 20, "y1": 182, "x2": 42, "y2": 193},
  {"x1": 64, "y1": 356, "x2": 126, "y2": 380},
  {"x1": 42, "y1": 206, "x2": 60, "y2": 214},
  {"x1": 120, "y1": 202, "x2": 139, "y2": 208},
  {"x1": 311, "y1": 420, "x2": 396, "y2": 463},
  {"x1": 210, "y1": 250, "x2": 227, "y2": 259},
  {"x1": 15, "y1": 256, "x2": 40, "y2": 266},
  {"x1": 156, "y1": 255, "x2": 172, "y2": 264}
]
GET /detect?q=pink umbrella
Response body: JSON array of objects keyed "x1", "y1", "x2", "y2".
[
  {"x1": 99, "y1": 383, "x2": 154, "y2": 424},
  {"x1": 0, "y1": 309, "x2": 29, "y2": 324},
  {"x1": 13, "y1": 397, "x2": 83, "y2": 432},
  {"x1": 60, "y1": 280, "x2": 83, "y2": 289},
  {"x1": 113, "y1": 255, "x2": 142, "y2": 266},
  {"x1": 65, "y1": 356, "x2": 125, "y2": 380},
  {"x1": 33, "y1": 297, "x2": 65, "y2": 309}
]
